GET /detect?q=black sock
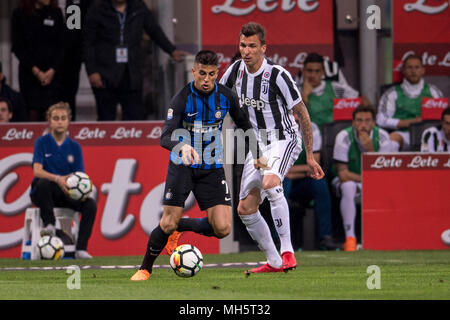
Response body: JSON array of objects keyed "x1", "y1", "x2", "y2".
[
  {"x1": 177, "y1": 217, "x2": 216, "y2": 237},
  {"x1": 140, "y1": 225, "x2": 169, "y2": 273}
]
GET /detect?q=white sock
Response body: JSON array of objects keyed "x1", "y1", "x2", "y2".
[
  {"x1": 239, "y1": 211, "x2": 282, "y2": 268},
  {"x1": 269, "y1": 196, "x2": 294, "y2": 254},
  {"x1": 390, "y1": 140, "x2": 400, "y2": 152},
  {"x1": 340, "y1": 181, "x2": 357, "y2": 238}
]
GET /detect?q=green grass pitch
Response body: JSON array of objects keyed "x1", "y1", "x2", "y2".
[{"x1": 0, "y1": 250, "x2": 449, "y2": 300}]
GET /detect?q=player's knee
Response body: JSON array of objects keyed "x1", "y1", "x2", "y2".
[
  {"x1": 237, "y1": 201, "x2": 258, "y2": 216},
  {"x1": 214, "y1": 223, "x2": 231, "y2": 239},
  {"x1": 160, "y1": 216, "x2": 178, "y2": 234},
  {"x1": 340, "y1": 181, "x2": 357, "y2": 198}
]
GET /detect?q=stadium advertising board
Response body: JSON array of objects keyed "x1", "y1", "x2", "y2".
[
  {"x1": 362, "y1": 153, "x2": 450, "y2": 250},
  {"x1": 332, "y1": 98, "x2": 361, "y2": 121},
  {"x1": 202, "y1": 0, "x2": 334, "y2": 77},
  {"x1": 0, "y1": 122, "x2": 219, "y2": 258},
  {"x1": 393, "y1": 0, "x2": 450, "y2": 76}
]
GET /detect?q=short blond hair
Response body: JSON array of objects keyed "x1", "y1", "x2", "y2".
[{"x1": 46, "y1": 102, "x2": 72, "y2": 121}]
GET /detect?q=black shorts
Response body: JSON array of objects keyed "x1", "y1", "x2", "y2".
[{"x1": 163, "y1": 162, "x2": 231, "y2": 211}]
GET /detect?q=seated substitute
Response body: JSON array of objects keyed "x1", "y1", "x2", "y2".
[
  {"x1": 130, "y1": 50, "x2": 258, "y2": 281},
  {"x1": 377, "y1": 54, "x2": 443, "y2": 151},
  {"x1": 0, "y1": 97, "x2": 13, "y2": 122},
  {"x1": 30, "y1": 102, "x2": 97, "y2": 259},
  {"x1": 421, "y1": 107, "x2": 450, "y2": 152},
  {"x1": 299, "y1": 52, "x2": 366, "y2": 132},
  {"x1": 332, "y1": 105, "x2": 391, "y2": 251},
  {"x1": 284, "y1": 121, "x2": 340, "y2": 250}
]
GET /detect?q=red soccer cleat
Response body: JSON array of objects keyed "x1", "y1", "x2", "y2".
[
  {"x1": 244, "y1": 263, "x2": 284, "y2": 276},
  {"x1": 281, "y1": 251, "x2": 297, "y2": 271}
]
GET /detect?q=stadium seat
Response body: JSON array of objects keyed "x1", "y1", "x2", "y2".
[
  {"x1": 321, "y1": 121, "x2": 352, "y2": 180},
  {"x1": 409, "y1": 120, "x2": 440, "y2": 151},
  {"x1": 21, "y1": 207, "x2": 80, "y2": 260}
]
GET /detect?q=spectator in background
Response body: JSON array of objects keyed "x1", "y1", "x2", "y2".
[
  {"x1": 11, "y1": 0, "x2": 65, "y2": 121},
  {"x1": 377, "y1": 54, "x2": 443, "y2": 151},
  {"x1": 421, "y1": 107, "x2": 450, "y2": 152},
  {"x1": 0, "y1": 61, "x2": 28, "y2": 122},
  {"x1": 332, "y1": 105, "x2": 391, "y2": 251},
  {"x1": 59, "y1": 0, "x2": 93, "y2": 121},
  {"x1": 0, "y1": 98, "x2": 13, "y2": 123},
  {"x1": 283, "y1": 121, "x2": 340, "y2": 250},
  {"x1": 30, "y1": 102, "x2": 96, "y2": 259},
  {"x1": 299, "y1": 53, "x2": 366, "y2": 132},
  {"x1": 83, "y1": 0, "x2": 188, "y2": 121}
]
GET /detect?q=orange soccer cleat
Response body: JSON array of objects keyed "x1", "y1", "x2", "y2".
[
  {"x1": 343, "y1": 236, "x2": 357, "y2": 251},
  {"x1": 130, "y1": 269, "x2": 151, "y2": 281},
  {"x1": 165, "y1": 231, "x2": 183, "y2": 255}
]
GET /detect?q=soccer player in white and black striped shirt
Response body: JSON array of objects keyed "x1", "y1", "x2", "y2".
[
  {"x1": 220, "y1": 22, "x2": 324, "y2": 273},
  {"x1": 421, "y1": 107, "x2": 450, "y2": 152}
]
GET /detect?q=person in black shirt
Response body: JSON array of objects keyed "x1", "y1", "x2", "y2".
[
  {"x1": 83, "y1": 0, "x2": 188, "y2": 121},
  {"x1": 130, "y1": 50, "x2": 258, "y2": 281},
  {"x1": 59, "y1": 0, "x2": 93, "y2": 121},
  {"x1": 0, "y1": 61, "x2": 28, "y2": 122},
  {"x1": 11, "y1": 0, "x2": 65, "y2": 121}
]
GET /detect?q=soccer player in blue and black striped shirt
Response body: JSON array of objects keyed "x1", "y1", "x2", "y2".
[{"x1": 131, "y1": 50, "x2": 260, "y2": 280}]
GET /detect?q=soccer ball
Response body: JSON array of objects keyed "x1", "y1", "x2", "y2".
[
  {"x1": 441, "y1": 229, "x2": 450, "y2": 246},
  {"x1": 169, "y1": 244, "x2": 203, "y2": 278},
  {"x1": 37, "y1": 236, "x2": 65, "y2": 260},
  {"x1": 66, "y1": 171, "x2": 92, "y2": 201}
]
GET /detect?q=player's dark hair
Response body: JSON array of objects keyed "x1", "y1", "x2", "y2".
[
  {"x1": 403, "y1": 54, "x2": 423, "y2": 67},
  {"x1": 0, "y1": 97, "x2": 13, "y2": 113},
  {"x1": 352, "y1": 105, "x2": 376, "y2": 120},
  {"x1": 441, "y1": 107, "x2": 450, "y2": 121},
  {"x1": 240, "y1": 22, "x2": 266, "y2": 45},
  {"x1": 304, "y1": 52, "x2": 324, "y2": 67},
  {"x1": 194, "y1": 50, "x2": 219, "y2": 66}
]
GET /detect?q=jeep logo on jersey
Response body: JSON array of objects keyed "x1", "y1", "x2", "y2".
[{"x1": 240, "y1": 94, "x2": 265, "y2": 111}]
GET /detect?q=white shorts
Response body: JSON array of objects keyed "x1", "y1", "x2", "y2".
[{"x1": 239, "y1": 137, "x2": 302, "y2": 201}]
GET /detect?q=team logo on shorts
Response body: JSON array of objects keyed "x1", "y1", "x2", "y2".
[
  {"x1": 167, "y1": 108, "x2": 174, "y2": 120},
  {"x1": 215, "y1": 111, "x2": 222, "y2": 119},
  {"x1": 165, "y1": 191, "x2": 173, "y2": 200},
  {"x1": 67, "y1": 154, "x2": 74, "y2": 164}
]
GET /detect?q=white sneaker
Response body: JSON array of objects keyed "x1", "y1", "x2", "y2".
[
  {"x1": 75, "y1": 250, "x2": 93, "y2": 259},
  {"x1": 40, "y1": 224, "x2": 56, "y2": 237}
]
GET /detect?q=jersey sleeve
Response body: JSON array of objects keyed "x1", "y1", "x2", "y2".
[
  {"x1": 160, "y1": 91, "x2": 187, "y2": 151},
  {"x1": 311, "y1": 122, "x2": 322, "y2": 152},
  {"x1": 376, "y1": 87, "x2": 400, "y2": 130},
  {"x1": 219, "y1": 60, "x2": 241, "y2": 89},
  {"x1": 32, "y1": 137, "x2": 44, "y2": 166},
  {"x1": 378, "y1": 128, "x2": 392, "y2": 152},
  {"x1": 276, "y1": 70, "x2": 302, "y2": 110},
  {"x1": 333, "y1": 130, "x2": 350, "y2": 163}
]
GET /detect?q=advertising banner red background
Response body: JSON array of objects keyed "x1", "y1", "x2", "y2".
[
  {"x1": 393, "y1": 0, "x2": 450, "y2": 75},
  {"x1": 362, "y1": 153, "x2": 450, "y2": 250},
  {"x1": 202, "y1": 0, "x2": 334, "y2": 77},
  {"x1": 421, "y1": 97, "x2": 449, "y2": 120},
  {"x1": 0, "y1": 122, "x2": 219, "y2": 258},
  {"x1": 333, "y1": 98, "x2": 361, "y2": 121}
]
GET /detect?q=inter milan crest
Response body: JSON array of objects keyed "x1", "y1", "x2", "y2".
[{"x1": 215, "y1": 111, "x2": 222, "y2": 119}]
